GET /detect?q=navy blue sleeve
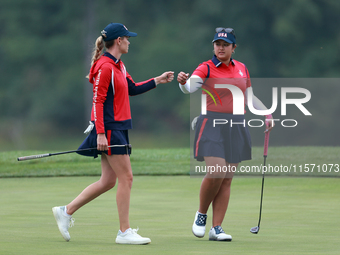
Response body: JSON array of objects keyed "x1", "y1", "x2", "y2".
[{"x1": 127, "y1": 77, "x2": 156, "y2": 96}]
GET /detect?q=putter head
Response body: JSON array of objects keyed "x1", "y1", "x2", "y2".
[{"x1": 250, "y1": 226, "x2": 259, "y2": 234}]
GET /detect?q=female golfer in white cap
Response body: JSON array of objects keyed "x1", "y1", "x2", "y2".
[
  {"x1": 52, "y1": 23, "x2": 174, "y2": 245},
  {"x1": 177, "y1": 27, "x2": 273, "y2": 241}
]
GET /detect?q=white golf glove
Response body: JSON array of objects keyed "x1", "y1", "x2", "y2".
[{"x1": 84, "y1": 121, "x2": 94, "y2": 134}]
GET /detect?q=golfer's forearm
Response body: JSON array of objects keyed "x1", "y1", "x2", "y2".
[
  {"x1": 179, "y1": 83, "x2": 190, "y2": 94},
  {"x1": 178, "y1": 75, "x2": 203, "y2": 94}
]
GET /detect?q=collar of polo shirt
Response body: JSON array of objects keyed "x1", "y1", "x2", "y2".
[{"x1": 212, "y1": 55, "x2": 235, "y2": 67}]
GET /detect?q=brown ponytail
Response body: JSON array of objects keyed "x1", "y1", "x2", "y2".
[
  {"x1": 91, "y1": 36, "x2": 105, "y2": 66},
  {"x1": 86, "y1": 36, "x2": 115, "y2": 79},
  {"x1": 86, "y1": 36, "x2": 104, "y2": 78}
]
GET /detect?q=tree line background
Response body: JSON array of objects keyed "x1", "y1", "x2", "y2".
[{"x1": 1, "y1": 0, "x2": 339, "y2": 151}]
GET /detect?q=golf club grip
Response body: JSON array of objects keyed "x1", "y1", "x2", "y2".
[
  {"x1": 17, "y1": 153, "x2": 51, "y2": 161},
  {"x1": 263, "y1": 132, "x2": 270, "y2": 157}
]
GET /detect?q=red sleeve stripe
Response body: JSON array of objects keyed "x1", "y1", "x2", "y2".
[
  {"x1": 195, "y1": 118, "x2": 208, "y2": 157},
  {"x1": 107, "y1": 130, "x2": 112, "y2": 155}
]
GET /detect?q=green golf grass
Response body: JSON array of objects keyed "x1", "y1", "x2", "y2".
[
  {"x1": 1, "y1": 147, "x2": 339, "y2": 254},
  {"x1": 2, "y1": 147, "x2": 340, "y2": 177},
  {"x1": 0, "y1": 176, "x2": 339, "y2": 255}
]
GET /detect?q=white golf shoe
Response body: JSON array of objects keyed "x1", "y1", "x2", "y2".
[
  {"x1": 192, "y1": 211, "x2": 207, "y2": 238},
  {"x1": 208, "y1": 226, "x2": 232, "y2": 241},
  {"x1": 115, "y1": 228, "x2": 151, "y2": 245},
  {"x1": 52, "y1": 206, "x2": 74, "y2": 242}
]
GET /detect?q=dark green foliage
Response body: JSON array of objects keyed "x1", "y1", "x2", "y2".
[{"x1": 1, "y1": 0, "x2": 339, "y2": 150}]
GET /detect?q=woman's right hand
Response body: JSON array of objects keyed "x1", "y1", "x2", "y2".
[
  {"x1": 177, "y1": 72, "x2": 189, "y2": 85},
  {"x1": 97, "y1": 133, "x2": 108, "y2": 151}
]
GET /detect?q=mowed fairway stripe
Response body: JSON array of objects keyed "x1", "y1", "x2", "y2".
[{"x1": 0, "y1": 176, "x2": 339, "y2": 255}]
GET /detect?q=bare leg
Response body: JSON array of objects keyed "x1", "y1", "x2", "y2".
[
  {"x1": 198, "y1": 157, "x2": 227, "y2": 214},
  {"x1": 66, "y1": 154, "x2": 117, "y2": 215},
  {"x1": 211, "y1": 165, "x2": 236, "y2": 227},
  {"x1": 105, "y1": 153, "x2": 133, "y2": 232}
]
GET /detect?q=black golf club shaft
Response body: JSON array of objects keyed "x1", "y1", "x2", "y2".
[
  {"x1": 251, "y1": 131, "x2": 270, "y2": 234},
  {"x1": 17, "y1": 144, "x2": 132, "y2": 161},
  {"x1": 257, "y1": 155, "x2": 267, "y2": 229}
]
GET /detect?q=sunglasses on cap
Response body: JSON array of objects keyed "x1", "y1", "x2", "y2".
[{"x1": 215, "y1": 27, "x2": 236, "y2": 37}]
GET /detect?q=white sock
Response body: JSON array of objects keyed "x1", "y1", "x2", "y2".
[
  {"x1": 63, "y1": 206, "x2": 71, "y2": 217},
  {"x1": 120, "y1": 228, "x2": 131, "y2": 234}
]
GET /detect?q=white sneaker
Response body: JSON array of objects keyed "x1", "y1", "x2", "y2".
[
  {"x1": 115, "y1": 228, "x2": 151, "y2": 245},
  {"x1": 209, "y1": 226, "x2": 232, "y2": 241},
  {"x1": 52, "y1": 206, "x2": 74, "y2": 242},
  {"x1": 192, "y1": 211, "x2": 207, "y2": 238}
]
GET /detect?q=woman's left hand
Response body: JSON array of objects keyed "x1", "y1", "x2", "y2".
[
  {"x1": 155, "y1": 71, "x2": 174, "y2": 85},
  {"x1": 97, "y1": 133, "x2": 108, "y2": 151}
]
